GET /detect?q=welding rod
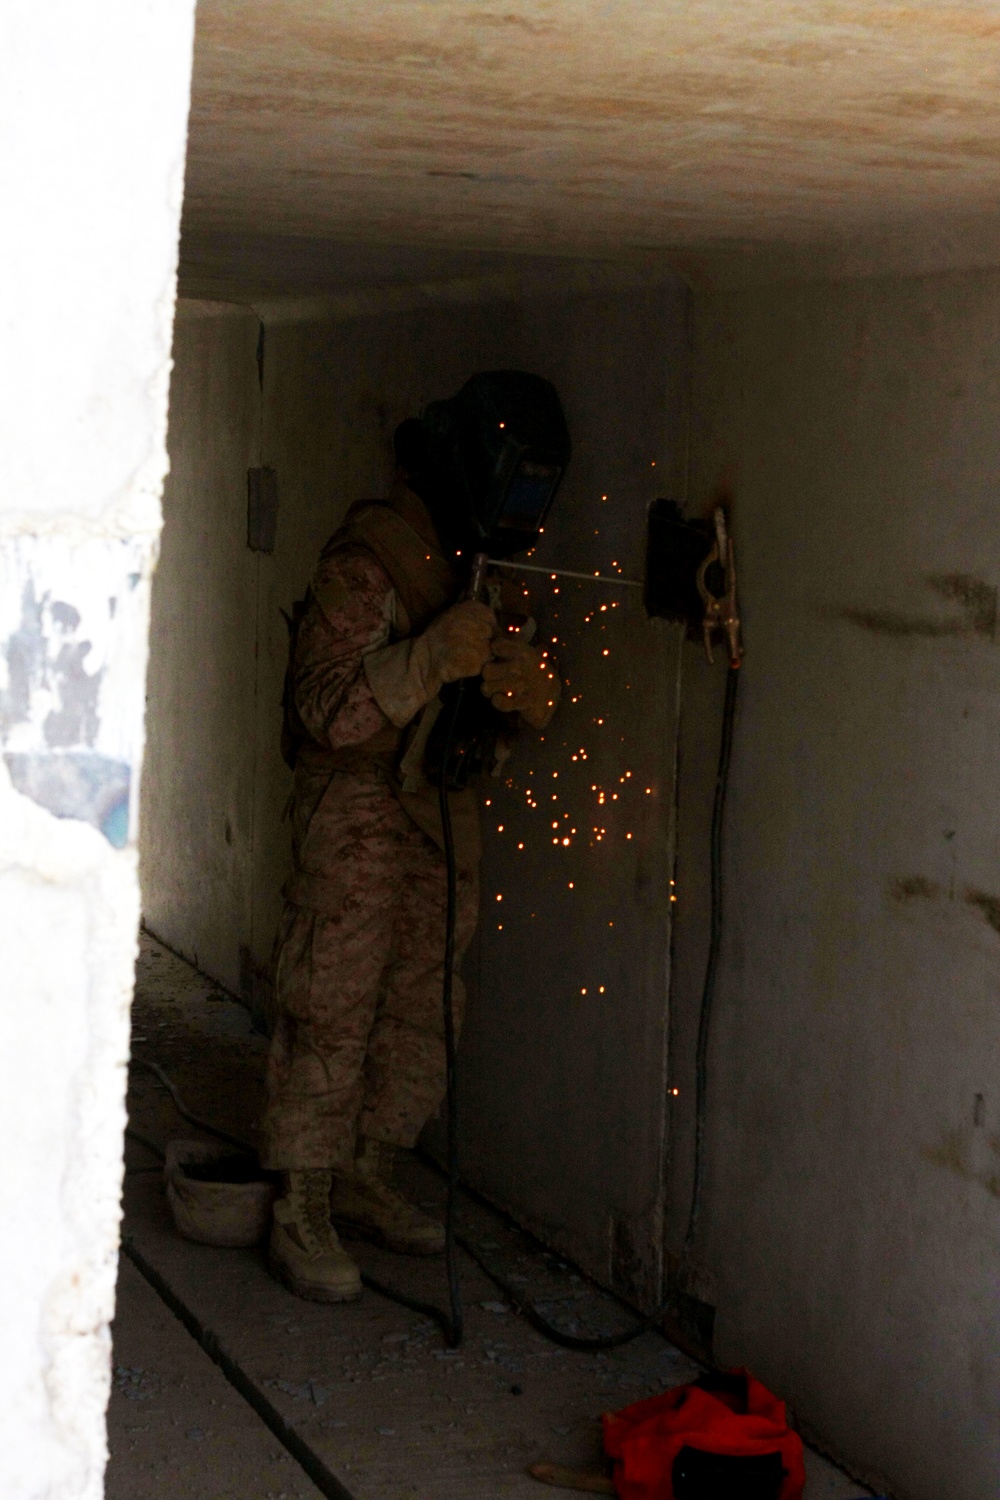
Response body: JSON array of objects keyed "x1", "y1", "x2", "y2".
[{"x1": 488, "y1": 559, "x2": 643, "y2": 588}]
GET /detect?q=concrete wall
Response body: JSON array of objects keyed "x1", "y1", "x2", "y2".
[
  {"x1": 0, "y1": 3, "x2": 195, "y2": 1496},
  {"x1": 686, "y1": 265, "x2": 1000, "y2": 1499},
  {"x1": 143, "y1": 283, "x2": 690, "y2": 1298},
  {"x1": 141, "y1": 305, "x2": 260, "y2": 992}
]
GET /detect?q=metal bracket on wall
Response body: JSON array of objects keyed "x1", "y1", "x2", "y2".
[{"x1": 247, "y1": 467, "x2": 278, "y2": 553}]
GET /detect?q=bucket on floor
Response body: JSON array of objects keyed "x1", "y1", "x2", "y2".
[{"x1": 164, "y1": 1139, "x2": 278, "y2": 1248}]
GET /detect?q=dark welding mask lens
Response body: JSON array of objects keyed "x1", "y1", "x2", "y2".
[{"x1": 495, "y1": 460, "x2": 562, "y2": 533}]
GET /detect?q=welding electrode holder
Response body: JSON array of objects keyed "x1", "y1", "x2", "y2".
[{"x1": 423, "y1": 552, "x2": 505, "y2": 792}]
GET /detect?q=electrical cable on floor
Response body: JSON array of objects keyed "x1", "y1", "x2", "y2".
[
  {"x1": 127, "y1": 1056, "x2": 671, "y2": 1350},
  {"x1": 130, "y1": 1057, "x2": 249, "y2": 1151},
  {"x1": 680, "y1": 663, "x2": 740, "y2": 1279},
  {"x1": 126, "y1": 669, "x2": 743, "y2": 1356},
  {"x1": 125, "y1": 1125, "x2": 168, "y2": 1164}
]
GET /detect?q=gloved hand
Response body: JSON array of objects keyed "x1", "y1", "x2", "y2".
[
  {"x1": 364, "y1": 599, "x2": 495, "y2": 727},
  {"x1": 422, "y1": 599, "x2": 496, "y2": 684},
  {"x1": 481, "y1": 635, "x2": 561, "y2": 729}
]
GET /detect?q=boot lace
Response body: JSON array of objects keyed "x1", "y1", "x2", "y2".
[{"x1": 299, "y1": 1172, "x2": 335, "y2": 1248}]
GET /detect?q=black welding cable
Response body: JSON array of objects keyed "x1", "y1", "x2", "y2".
[
  {"x1": 125, "y1": 608, "x2": 739, "y2": 1362},
  {"x1": 437, "y1": 685, "x2": 466, "y2": 1348},
  {"x1": 125, "y1": 1125, "x2": 167, "y2": 1163},
  {"x1": 130, "y1": 1057, "x2": 248, "y2": 1151},
  {"x1": 680, "y1": 663, "x2": 740, "y2": 1276},
  {"x1": 128, "y1": 1050, "x2": 671, "y2": 1351}
]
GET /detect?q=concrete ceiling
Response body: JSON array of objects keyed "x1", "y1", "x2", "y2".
[{"x1": 180, "y1": 1, "x2": 1000, "y2": 301}]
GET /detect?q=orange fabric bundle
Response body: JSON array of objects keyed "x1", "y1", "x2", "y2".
[{"x1": 603, "y1": 1371, "x2": 805, "y2": 1500}]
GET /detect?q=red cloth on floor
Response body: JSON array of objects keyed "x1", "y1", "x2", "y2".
[{"x1": 602, "y1": 1371, "x2": 805, "y2": 1500}]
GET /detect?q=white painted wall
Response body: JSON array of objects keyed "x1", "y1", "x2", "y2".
[
  {"x1": 0, "y1": 3, "x2": 195, "y2": 1495},
  {"x1": 686, "y1": 265, "x2": 1000, "y2": 1499}
]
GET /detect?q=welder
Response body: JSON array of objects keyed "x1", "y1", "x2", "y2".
[{"x1": 262, "y1": 371, "x2": 571, "y2": 1302}]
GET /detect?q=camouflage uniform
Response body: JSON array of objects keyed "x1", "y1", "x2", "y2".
[{"x1": 261, "y1": 515, "x2": 480, "y2": 1172}]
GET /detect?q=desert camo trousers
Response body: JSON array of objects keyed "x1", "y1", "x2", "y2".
[{"x1": 260, "y1": 770, "x2": 479, "y2": 1171}]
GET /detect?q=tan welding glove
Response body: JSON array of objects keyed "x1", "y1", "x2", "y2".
[
  {"x1": 481, "y1": 635, "x2": 561, "y2": 729},
  {"x1": 364, "y1": 600, "x2": 495, "y2": 727}
]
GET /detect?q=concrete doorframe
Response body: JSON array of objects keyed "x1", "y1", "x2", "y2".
[{"x1": 0, "y1": 5, "x2": 196, "y2": 1496}]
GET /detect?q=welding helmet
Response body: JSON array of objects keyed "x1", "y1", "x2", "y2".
[{"x1": 395, "y1": 370, "x2": 571, "y2": 561}]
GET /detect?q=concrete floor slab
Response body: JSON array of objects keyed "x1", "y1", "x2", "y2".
[
  {"x1": 113, "y1": 934, "x2": 871, "y2": 1498},
  {"x1": 107, "y1": 1256, "x2": 324, "y2": 1500}
]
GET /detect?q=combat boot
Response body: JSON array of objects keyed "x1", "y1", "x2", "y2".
[
  {"x1": 268, "y1": 1170, "x2": 363, "y2": 1302},
  {"x1": 330, "y1": 1138, "x2": 445, "y2": 1256}
]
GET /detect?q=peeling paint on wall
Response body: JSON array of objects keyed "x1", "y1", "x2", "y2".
[{"x1": 0, "y1": 537, "x2": 152, "y2": 847}]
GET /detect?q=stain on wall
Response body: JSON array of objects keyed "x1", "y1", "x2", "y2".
[
  {"x1": 840, "y1": 572, "x2": 997, "y2": 639},
  {"x1": 889, "y1": 874, "x2": 941, "y2": 901},
  {"x1": 887, "y1": 875, "x2": 1000, "y2": 940},
  {"x1": 963, "y1": 887, "x2": 1000, "y2": 935}
]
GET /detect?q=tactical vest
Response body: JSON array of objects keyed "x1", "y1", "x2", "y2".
[
  {"x1": 281, "y1": 498, "x2": 482, "y2": 898},
  {"x1": 281, "y1": 497, "x2": 459, "y2": 775}
]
